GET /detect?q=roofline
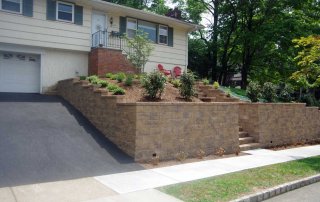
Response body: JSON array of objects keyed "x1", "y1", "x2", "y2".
[{"x1": 90, "y1": 0, "x2": 204, "y2": 32}]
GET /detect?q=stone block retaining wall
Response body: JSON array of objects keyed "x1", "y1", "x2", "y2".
[
  {"x1": 239, "y1": 103, "x2": 320, "y2": 147},
  {"x1": 58, "y1": 79, "x2": 239, "y2": 162},
  {"x1": 58, "y1": 79, "x2": 320, "y2": 162}
]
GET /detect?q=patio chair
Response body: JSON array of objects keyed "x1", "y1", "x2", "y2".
[
  {"x1": 157, "y1": 64, "x2": 172, "y2": 76},
  {"x1": 173, "y1": 66, "x2": 182, "y2": 78}
]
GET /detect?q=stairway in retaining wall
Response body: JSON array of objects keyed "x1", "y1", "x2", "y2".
[
  {"x1": 196, "y1": 84, "x2": 240, "y2": 102},
  {"x1": 239, "y1": 127, "x2": 260, "y2": 151}
]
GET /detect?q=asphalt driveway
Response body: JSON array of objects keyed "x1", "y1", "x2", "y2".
[{"x1": 0, "y1": 93, "x2": 142, "y2": 188}]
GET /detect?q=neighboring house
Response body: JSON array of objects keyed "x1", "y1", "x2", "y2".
[{"x1": 0, "y1": 0, "x2": 200, "y2": 93}]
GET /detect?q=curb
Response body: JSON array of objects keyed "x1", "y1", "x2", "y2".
[{"x1": 231, "y1": 174, "x2": 320, "y2": 202}]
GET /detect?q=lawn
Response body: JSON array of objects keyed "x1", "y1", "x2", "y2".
[
  {"x1": 219, "y1": 86, "x2": 250, "y2": 101},
  {"x1": 159, "y1": 156, "x2": 320, "y2": 202}
]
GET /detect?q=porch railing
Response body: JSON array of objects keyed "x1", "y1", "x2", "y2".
[{"x1": 92, "y1": 30, "x2": 131, "y2": 52}]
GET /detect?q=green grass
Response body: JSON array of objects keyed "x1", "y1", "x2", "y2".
[
  {"x1": 159, "y1": 156, "x2": 320, "y2": 202},
  {"x1": 229, "y1": 87, "x2": 247, "y2": 97},
  {"x1": 219, "y1": 86, "x2": 250, "y2": 101}
]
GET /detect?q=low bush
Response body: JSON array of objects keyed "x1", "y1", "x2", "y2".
[
  {"x1": 213, "y1": 81, "x2": 220, "y2": 89},
  {"x1": 202, "y1": 79, "x2": 209, "y2": 85},
  {"x1": 261, "y1": 82, "x2": 277, "y2": 102},
  {"x1": 97, "y1": 80, "x2": 108, "y2": 88},
  {"x1": 112, "y1": 87, "x2": 126, "y2": 95},
  {"x1": 125, "y1": 74, "x2": 134, "y2": 86},
  {"x1": 134, "y1": 74, "x2": 142, "y2": 80},
  {"x1": 246, "y1": 81, "x2": 261, "y2": 102},
  {"x1": 110, "y1": 74, "x2": 117, "y2": 80},
  {"x1": 141, "y1": 71, "x2": 166, "y2": 99},
  {"x1": 79, "y1": 76, "x2": 86, "y2": 80},
  {"x1": 278, "y1": 84, "x2": 294, "y2": 102},
  {"x1": 116, "y1": 72, "x2": 126, "y2": 83},
  {"x1": 107, "y1": 83, "x2": 119, "y2": 92},
  {"x1": 87, "y1": 75, "x2": 99, "y2": 83},
  {"x1": 106, "y1": 73, "x2": 113, "y2": 78},
  {"x1": 300, "y1": 93, "x2": 320, "y2": 107},
  {"x1": 171, "y1": 79, "x2": 181, "y2": 88},
  {"x1": 179, "y1": 71, "x2": 195, "y2": 100}
]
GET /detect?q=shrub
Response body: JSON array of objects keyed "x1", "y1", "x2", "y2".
[
  {"x1": 87, "y1": 75, "x2": 99, "y2": 83},
  {"x1": 202, "y1": 79, "x2": 209, "y2": 85},
  {"x1": 116, "y1": 72, "x2": 126, "y2": 83},
  {"x1": 261, "y1": 82, "x2": 277, "y2": 102},
  {"x1": 112, "y1": 87, "x2": 126, "y2": 95},
  {"x1": 278, "y1": 84, "x2": 294, "y2": 102},
  {"x1": 213, "y1": 81, "x2": 220, "y2": 89},
  {"x1": 107, "y1": 83, "x2": 119, "y2": 92},
  {"x1": 106, "y1": 73, "x2": 113, "y2": 78},
  {"x1": 141, "y1": 71, "x2": 166, "y2": 99},
  {"x1": 171, "y1": 79, "x2": 181, "y2": 88},
  {"x1": 125, "y1": 74, "x2": 134, "y2": 86},
  {"x1": 97, "y1": 80, "x2": 108, "y2": 88},
  {"x1": 134, "y1": 74, "x2": 140, "y2": 79},
  {"x1": 226, "y1": 89, "x2": 231, "y2": 97},
  {"x1": 110, "y1": 74, "x2": 117, "y2": 80},
  {"x1": 246, "y1": 81, "x2": 261, "y2": 102},
  {"x1": 179, "y1": 71, "x2": 195, "y2": 100},
  {"x1": 300, "y1": 93, "x2": 320, "y2": 107},
  {"x1": 79, "y1": 76, "x2": 86, "y2": 80}
]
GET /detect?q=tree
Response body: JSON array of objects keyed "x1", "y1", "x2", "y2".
[
  {"x1": 103, "y1": 0, "x2": 169, "y2": 15},
  {"x1": 124, "y1": 30, "x2": 154, "y2": 73},
  {"x1": 291, "y1": 35, "x2": 320, "y2": 90}
]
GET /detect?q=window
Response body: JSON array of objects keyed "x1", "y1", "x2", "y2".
[
  {"x1": 138, "y1": 20, "x2": 157, "y2": 43},
  {"x1": 127, "y1": 18, "x2": 137, "y2": 38},
  {"x1": 1, "y1": 0, "x2": 22, "y2": 13},
  {"x1": 56, "y1": 1, "x2": 74, "y2": 23},
  {"x1": 159, "y1": 25, "x2": 168, "y2": 45}
]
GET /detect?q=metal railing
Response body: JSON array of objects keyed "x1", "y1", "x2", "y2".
[{"x1": 92, "y1": 30, "x2": 128, "y2": 51}]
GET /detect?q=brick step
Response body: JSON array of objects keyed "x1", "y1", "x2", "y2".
[
  {"x1": 239, "y1": 137, "x2": 254, "y2": 144},
  {"x1": 240, "y1": 143, "x2": 260, "y2": 151},
  {"x1": 199, "y1": 97, "x2": 216, "y2": 102},
  {"x1": 239, "y1": 131, "x2": 249, "y2": 138},
  {"x1": 239, "y1": 127, "x2": 243, "y2": 132}
]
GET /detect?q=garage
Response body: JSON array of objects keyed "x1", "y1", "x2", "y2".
[{"x1": 0, "y1": 51, "x2": 40, "y2": 93}]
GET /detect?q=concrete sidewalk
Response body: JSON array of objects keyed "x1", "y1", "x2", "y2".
[
  {"x1": 95, "y1": 145, "x2": 320, "y2": 194},
  {"x1": 1, "y1": 145, "x2": 319, "y2": 202}
]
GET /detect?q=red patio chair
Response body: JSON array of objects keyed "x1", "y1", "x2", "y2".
[
  {"x1": 157, "y1": 64, "x2": 172, "y2": 76},
  {"x1": 173, "y1": 66, "x2": 182, "y2": 78}
]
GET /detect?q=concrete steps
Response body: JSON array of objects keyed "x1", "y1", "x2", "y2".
[
  {"x1": 240, "y1": 143, "x2": 261, "y2": 151},
  {"x1": 239, "y1": 137, "x2": 254, "y2": 144},
  {"x1": 239, "y1": 131, "x2": 249, "y2": 138},
  {"x1": 238, "y1": 128, "x2": 260, "y2": 151}
]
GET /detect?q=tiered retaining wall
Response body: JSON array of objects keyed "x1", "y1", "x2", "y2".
[
  {"x1": 58, "y1": 79, "x2": 320, "y2": 162},
  {"x1": 58, "y1": 79, "x2": 239, "y2": 162}
]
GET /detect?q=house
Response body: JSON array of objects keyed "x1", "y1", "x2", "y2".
[{"x1": 0, "y1": 0, "x2": 200, "y2": 93}]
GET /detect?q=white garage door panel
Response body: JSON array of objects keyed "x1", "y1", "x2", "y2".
[{"x1": 0, "y1": 52, "x2": 40, "y2": 93}]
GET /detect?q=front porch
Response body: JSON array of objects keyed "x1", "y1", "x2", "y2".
[{"x1": 89, "y1": 30, "x2": 137, "y2": 75}]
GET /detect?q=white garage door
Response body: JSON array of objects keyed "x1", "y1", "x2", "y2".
[{"x1": 0, "y1": 52, "x2": 40, "y2": 93}]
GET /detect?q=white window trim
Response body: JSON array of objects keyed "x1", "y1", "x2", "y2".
[
  {"x1": 126, "y1": 18, "x2": 137, "y2": 37},
  {"x1": 0, "y1": 0, "x2": 23, "y2": 14},
  {"x1": 56, "y1": 1, "x2": 74, "y2": 23},
  {"x1": 158, "y1": 25, "x2": 168, "y2": 45}
]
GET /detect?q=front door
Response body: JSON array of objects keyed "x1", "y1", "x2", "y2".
[{"x1": 92, "y1": 11, "x2": 107, "y2": 47}]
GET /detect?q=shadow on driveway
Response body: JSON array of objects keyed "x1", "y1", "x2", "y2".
[{"x1": 0, "y1": 93, "x2": 143, "y2": 188}]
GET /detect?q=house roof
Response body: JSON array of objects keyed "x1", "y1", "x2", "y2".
[{"x1": 88, "y1": 0, "x2": 203, "y2": 32}]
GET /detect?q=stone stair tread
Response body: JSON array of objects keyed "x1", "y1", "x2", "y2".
[
  {"x1": 240, "y1": 143, "x2": 260, "y2": 151},
  {"x1": 239, "y1": 137, "x2": 254, "y2": 144},
  {"x1": 239, "y1": 131, "x2": 249, "y2": 137}
]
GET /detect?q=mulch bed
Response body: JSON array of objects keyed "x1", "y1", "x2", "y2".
[{"x1": 104, "y1": 78, "x2": 203, "y2": 103}]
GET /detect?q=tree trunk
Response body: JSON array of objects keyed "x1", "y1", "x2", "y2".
[{"x1": 211, "y1": 0, "x2": 219, "y2": 82}]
